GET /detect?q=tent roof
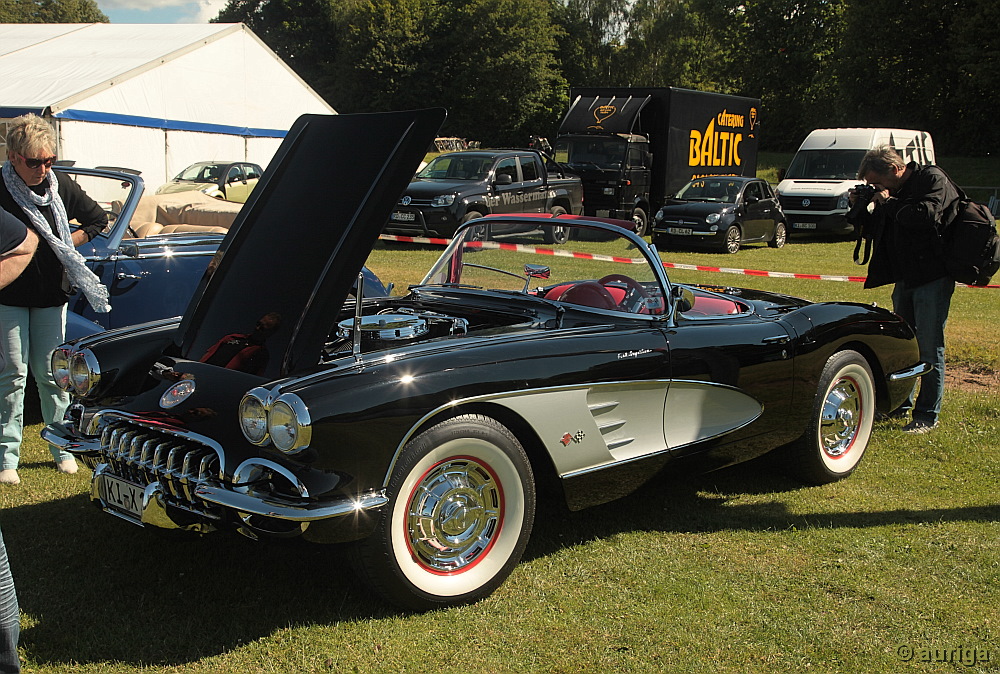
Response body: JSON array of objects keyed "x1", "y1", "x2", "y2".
[{"x1": 0, "y1": 23, "x2": 333, "y2": 135}]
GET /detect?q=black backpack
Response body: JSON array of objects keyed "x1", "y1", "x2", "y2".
[{"x1": 936, "y1": 173, "x2": 1000, "y2": 286}]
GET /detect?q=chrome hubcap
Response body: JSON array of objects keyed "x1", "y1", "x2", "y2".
[
  {"x1": 406, "y1": 457, "x2": 502, "y2": 573},
  {"x1": 820, "y1": 377, "x2": 863, "y2": 457}
]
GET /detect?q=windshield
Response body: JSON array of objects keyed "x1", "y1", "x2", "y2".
[
  {"x1": 675, "y1": 178, "x2": 741, "y2": 203},
  {"x1": 784, "y1": 149, "x2": 866, "y2": 180},
  {"x1": 416, "y1": 154, "x2": 493, "y2": 180},
  {"x1": 58, "y1": 171, "x2": 139, "y2": 237},
  {"x1": 176, "y1": 163, "x2": 226, "y2": 182},
  {"x1": 420, "y1": 222, "x2": 667, "y2": 315},
  {"x1": 554, "y1": 137, "x2": 627, "y2": 170}
]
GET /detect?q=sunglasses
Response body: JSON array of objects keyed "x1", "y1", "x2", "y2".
[{"x1": 18, "y1": 153, "x2": 57, "y2": 169}]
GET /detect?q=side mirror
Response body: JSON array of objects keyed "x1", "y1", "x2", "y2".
[
  {"x1": 745, "y1": 195, "x2": 759, "y2": 204},
  {"x1": 777, "y1": 168, "x2": 787, "y2": 181},
  {"x1": 671, "y1": 285, "x2": 695, "y2": 314},
  {"x1": 494, "y1": 174, "x2": 514, "y2": 186}
]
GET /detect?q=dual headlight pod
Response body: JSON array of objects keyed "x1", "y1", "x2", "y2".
[
  {"x1": 51, "y1": 346, "x2": 101, "y2": 397},
  {"x1": 239, "y1": 387, "x2": 312, "y2": 454}
]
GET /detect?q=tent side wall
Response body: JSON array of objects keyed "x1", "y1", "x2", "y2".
[{"x1": 2, "y1": 25, "x2": 333, "y2": 191}]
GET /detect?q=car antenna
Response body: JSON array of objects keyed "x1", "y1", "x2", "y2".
[{"x1": 352, "y1": 272, "x2": 364, "y2": 362}]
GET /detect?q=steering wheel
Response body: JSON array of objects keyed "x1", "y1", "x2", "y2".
[{"x1": 599, "y1": 274, "x2": 651, "y2": 313}]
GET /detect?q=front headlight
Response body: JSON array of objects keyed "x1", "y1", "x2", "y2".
[
  {"x1": 706, "y1": 213, "x2": 722, "y2": 224},
  {"x1": 837, "y1": 192, "x2": 850, "y2": 209},
  {"x1": 239, "y1": 388, "x2": 270, "y2": 445},
  {"x1": 69, "y1": 349, "x2": 101, "y2": 397},
  {"x1": 431, "y1": 194, "x2": 456, "y2": 207},
  {"x1": 268, "y1": 394, "x2": 312, "y2": 454},
  {"x1": 51, "y1": 347, "x2": 73, "y2": 391}
]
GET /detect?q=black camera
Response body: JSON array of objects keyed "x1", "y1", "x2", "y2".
[{"x1": 846, "y1": 183, "x2": 877, "y2": 222}]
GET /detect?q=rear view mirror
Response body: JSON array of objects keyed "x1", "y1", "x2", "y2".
[{"x1": 494, "y1": 174, "x2": 513, "y2": 186}]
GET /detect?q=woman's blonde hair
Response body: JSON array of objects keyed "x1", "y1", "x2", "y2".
[{"x1": 5, "y1": 114, "x2": 57, "y2": 157}]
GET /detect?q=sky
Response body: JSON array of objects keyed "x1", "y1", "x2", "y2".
[{"x1": 96, "y1": 0, "x2": 230, "y2": 24}]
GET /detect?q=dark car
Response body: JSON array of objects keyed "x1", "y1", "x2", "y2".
[
  {"x1": 64, "y1": 167, "x2": 387, "y2": 340},
  {"x1": 155, "y1": 161, "x2": 264, "y2": 203},
  {"x1": 651, "y1": 176, "x2": 787, "y2": 253},
  {"x1": 44, "y1": 110, "x2": 926, "y2": 611},
  {"x1": 385, "y1": 149, "x2": 583, "y2": 243}
]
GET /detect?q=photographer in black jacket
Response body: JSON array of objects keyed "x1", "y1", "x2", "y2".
[{"x1": 850, "y1": 145, "x2": 960, "y2": 433}]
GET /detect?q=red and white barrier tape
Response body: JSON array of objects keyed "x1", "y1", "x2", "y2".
[{"x1": 377, "y1": 234, "x2": 998, "y2": 288}]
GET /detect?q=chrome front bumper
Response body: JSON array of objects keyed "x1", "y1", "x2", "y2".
[{"x1": 42, "y1": 420, "x2": 388, "y2": 534}]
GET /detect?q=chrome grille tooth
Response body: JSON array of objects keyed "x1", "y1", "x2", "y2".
[
  {"x1": 164, "y1": 446, "x2": 184, "y2": 498},
  {"x1": 198, "y1": 453, "x2": 218, "y2": 481},
  {"x1": 93, "y1": 419, "x2": 222, "y2": 514}
]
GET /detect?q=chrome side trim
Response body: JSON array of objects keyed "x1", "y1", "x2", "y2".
[{"x1": 888, "y1": 362, "x2": 932, "y2": 381}]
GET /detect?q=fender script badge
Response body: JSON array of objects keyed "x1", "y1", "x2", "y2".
[{"x1": 560, "y1": 431, "x2": 585, "y2": 446}]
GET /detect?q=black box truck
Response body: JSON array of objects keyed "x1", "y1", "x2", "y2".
[{"x1": 554, "y1": 87, "x2": 760, "y2": 235}]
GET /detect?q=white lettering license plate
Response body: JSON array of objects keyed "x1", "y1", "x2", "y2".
[
  {"x1": 792, "y1": 222, "x2": 817, "y2": 229},
  {"x1": 391, "y1": 211, "x2": 416, "y2": 222},
  {"x1": 667, "y1": 227, "x2": 693, "y2": 236},
  {"x1": 99, "y1": 473, "x2": 144, "y2": 520}
]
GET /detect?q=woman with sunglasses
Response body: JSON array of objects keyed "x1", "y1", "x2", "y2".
[{"x1": 0, "y1": 114, "x2": 110, "y2": 486}]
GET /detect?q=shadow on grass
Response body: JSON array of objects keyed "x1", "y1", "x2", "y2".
[
  {"x1": 6, "y1": 454, "x2": 998, "y2": 668},
  {"x1": 525, "y1": 460, "x2": 1000, "y2": 562}
]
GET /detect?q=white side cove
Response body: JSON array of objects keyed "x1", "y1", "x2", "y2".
[{"x1": 480, "y1": 380, "x2": 763, "y2": 478}]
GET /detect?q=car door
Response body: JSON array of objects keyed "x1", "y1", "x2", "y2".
[
  {"x1": 489, "y1": 157, "x2": 525, "y2": 216},
  {"x1": 739, "y1": 181, "x2": 769, "y2": 241},
  {"x1": 664, "y1": 312, "x2": 797, "y2": 457},
  {"x1": 224, "y1": 165, "x2": 251, "y2": 202},
  {"x1": 518, "y1": 155, "x2": 547, "y2": 214},
  {"x1": 76, "y1": 236, "x2": 222, "y2": 330}
]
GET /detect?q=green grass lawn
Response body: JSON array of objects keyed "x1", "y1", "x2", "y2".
[{"x1": 3, "y1": 218, "x2": 999, "y2": 673}]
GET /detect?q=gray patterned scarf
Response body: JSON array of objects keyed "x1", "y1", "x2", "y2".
[{"x1": 2, "y1": 161, "x2": 110, "y2": 312}]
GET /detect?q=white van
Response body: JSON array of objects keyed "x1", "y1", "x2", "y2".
[{"x1": 775, "y1": 128, "x2": 935, "y2": 234}]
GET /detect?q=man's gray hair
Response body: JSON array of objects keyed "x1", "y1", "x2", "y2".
[{"x1": 858, "y1": 144, "x2": 906, "y2": 179}]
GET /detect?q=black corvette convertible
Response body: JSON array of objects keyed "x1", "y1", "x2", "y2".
[{"x1": 44, "y1": 109, "x2": 926, "y2": 610}]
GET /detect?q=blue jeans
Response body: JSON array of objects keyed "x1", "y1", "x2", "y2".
[
  {"x1": 0, "y1": 527, "x2": 18, "y2": 673},
  {"x1": 891, "y1": 276, "x2": 955, "y2": 424},
  {"x1": 0, "y1": 304, "x2": 71, "y2": 470}
]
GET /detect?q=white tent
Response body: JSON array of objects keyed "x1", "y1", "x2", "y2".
[{"x1": 0, "y1": 23, "x2": 335, "y2": 189}]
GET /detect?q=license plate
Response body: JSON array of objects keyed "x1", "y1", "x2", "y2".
[
  {"x1": 596, "y1": 210, "x2": 610, "y2": 217},
  {"x1": 667, "y1": 227, "x2": 693, "y2": 236},
  {"x1": 792, "y1": 222, "x2": 817, "y2": 229},
  {"x1": 99, "y1": 473, "x2": 144, "y2": 520},
  {"x1": 391, "y1": 211, "x2": 416, "y2": 222}
]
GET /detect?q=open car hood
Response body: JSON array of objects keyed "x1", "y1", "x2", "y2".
[{"x1": 176, "y1": 109, "x2": 446, "y2": 378}]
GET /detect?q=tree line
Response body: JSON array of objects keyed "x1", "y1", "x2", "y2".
[{"x1": 6, "y1": 0, "x2": 995, "y2": 154}]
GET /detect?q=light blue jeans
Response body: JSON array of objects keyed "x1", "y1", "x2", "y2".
[
  {"x1": 891, "y1": 276, "x2": 955, "y2": 425},
  {"x1": 0, "y1": 304, "x2": 71, "y2": 470},
  {"x1": 0, "y1": 526, "x2": 18, "y2": 673}
]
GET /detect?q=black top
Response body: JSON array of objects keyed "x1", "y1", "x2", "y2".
[
  {"x1": 0, "y1": 207, "x2": 27, "y2": 255},
  {"x1": 0, "y1": 171, "x2": 107, "y2": 308}
]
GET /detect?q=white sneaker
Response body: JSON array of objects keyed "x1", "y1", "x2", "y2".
[
  {"x1": 0, "y1": 469, "x2": 20, "y2": 485},
  {"x1": 57, "y1": 458, "x2": 79, "y2": 475}
]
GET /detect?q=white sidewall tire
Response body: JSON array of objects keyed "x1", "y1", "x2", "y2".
[
  {"x1": 363, "y1": 415, "x2": 534, "y2": 608},
  {"x1": 786, "y1": 350, "x2": 877, "y2": 485},
  {"x1": 815, "y1": 358, "x2": 874, "y2": 475}
]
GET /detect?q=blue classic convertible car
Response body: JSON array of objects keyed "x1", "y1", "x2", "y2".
[
  {"x1": 44, "y1": 109, "x2": 926, "y2": 610},
  {"x1": 62, "y1": 167, "x2": 386, "y2": 339}
]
